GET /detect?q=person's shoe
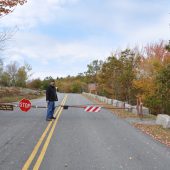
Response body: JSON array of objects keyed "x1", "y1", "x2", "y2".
[
  {"x1": 52, "y1": 116, "x2": 56, "y2": 119},
  {"x1": 46, "y1": 118, "x2": 52, "y2": 121}
]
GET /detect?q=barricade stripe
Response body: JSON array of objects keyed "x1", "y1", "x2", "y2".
[
  {"x1": 92, "y1": 107, "x2": 100, "y2": 112},
  {"x1": 95, "y1": 107, "x2": 101, "y2": 112},
  {"x1": 84, "y1": 106, "x2": 88, "y2": 111},
  {"x1": 86, "y1": 106, "x2": 93, "y2": 112}
]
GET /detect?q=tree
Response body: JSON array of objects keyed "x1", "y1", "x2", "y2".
[
  {"x1": 71, "y1": 81, "x2": 82, "y2": 93},
  {"x1": 98, "y1": 55, "x2": 121, "y2": 97},
  {"x1": 165, "y1": 40, "x2": 170, "y2": 52},
  {"x1": 0, "y1": 58, "x2": 3, "y2": 76},
  {"x1": 42, "y1": 76, "x2": 54, "y2": 90},
  {"x1": 24, "y1": 62, "x2": 32, "y2": 79},
  {"x1": 16, "y1": 64, "x2": 32, "y2": 87},
  {"x1": 118, "y1": 49, "x2": 141, "y2": 103},
  {"x1": 6, "y1": 61, "x2": 18, "y2": 86},
  {"x1": 0, "y1": 0, "x2": 27, "y2": 55},
  {"x1": 0, "y1": 30, "x2": 8, "y2": 51},
  {"x1": 16, "y1": 66, "x2": 27, "y2": 87},
  {"x1": 27, "y1": 78, "x2": 42, "y2": 89},
  {"x1": 0, "y1": 71, "x2": 10, "y2": 86},
  {"x1": 133, "y1": 41, "x2": 170, "y2": 114},
  {"x1": 97, "y1": 49, "x2": 140, "y2": 102},
  {"x1": 0, "y1": 28, "x2": 18, "y2": 53},
  {"x1": 85, "y1": 60, "x2": 103, "y2": 83},
  {"x1": 156, "y1": 64, "x2": 170, "y2": 115},
  {"x1": 0, "y1": 0, "x2": 27, "y2": 17}
]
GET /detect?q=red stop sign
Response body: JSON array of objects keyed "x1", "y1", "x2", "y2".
[{"x1": 19, "y1": 98, "x2": 32, "y2": 112}]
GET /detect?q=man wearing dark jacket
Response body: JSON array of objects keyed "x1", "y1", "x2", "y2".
[{"x1": 46, "y1": 79, "x2": 58, "y2": 121}]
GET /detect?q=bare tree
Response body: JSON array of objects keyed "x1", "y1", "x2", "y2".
[
  {"x1": 0, "y1": 28, "x2": 15, "y2": 51},
  {"x1": 6, "y1": 61, "x2": 18, "y2": 86},
  {"x1": 0, "y1": 58, "x2": 3, "y2": 76}
]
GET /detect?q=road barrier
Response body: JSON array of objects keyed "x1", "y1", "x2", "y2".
[
  {"x1": 0, "y1": 102, "x2": 130, "y2": 113},
  {"x1": 1, "y1": 94, "x2": 147, "y2": 113},
  {"x1": 83, "y1": 92, "x2": 149, "y2": 115}
]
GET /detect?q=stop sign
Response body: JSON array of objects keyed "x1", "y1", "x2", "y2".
[{"x1": 19, "y1": 98, "x2": 32, "y2": 112}]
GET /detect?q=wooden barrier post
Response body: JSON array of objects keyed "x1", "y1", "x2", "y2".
[{"x1": 137, "y1": 96, "x2": 143, "y2": 120}]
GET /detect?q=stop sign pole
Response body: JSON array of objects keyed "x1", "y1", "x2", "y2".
[{"x1": 19, "y1": 98, "x2": 32, "y2": 112}]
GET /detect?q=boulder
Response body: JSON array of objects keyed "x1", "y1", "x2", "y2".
[
  {"x1": 142, "y1": 107, "x2": 149, "y2": 114},
  {"x1": 113, "y1": 100, "x2": 118, "y2": 107},
  {"x1": 107, "y1": 99, "x2": 113, "y2": 105},
  {"x1": 125, "y1": 104, "x2": 132, "y2": 112},
  {"x1": 132, "y1": 106, "x2": 138, "y2": 114},
  {"x1": 156, "y1": 114, "x2": 170, "y2": 128},
  {"x1": 117, "y1": 101, "x2": 125, "y2": 108}
]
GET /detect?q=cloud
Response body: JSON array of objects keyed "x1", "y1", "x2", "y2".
[
  {"x1": 8, "y1": 31, "x2": 111, "y2": 61},
  {"x1": 0, "y1": 0, "x2": 79, "y2": 28},
  {"x1": 1, "y1": 0, "x2": 170, "y2": 79},
  {"x1": 4, "y1": 31, "x2": 112, "y2": 79}
]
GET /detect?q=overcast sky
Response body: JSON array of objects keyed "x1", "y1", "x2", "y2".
[{"x1": 1, "y1": 0, "x2": 170, "y2": 79}]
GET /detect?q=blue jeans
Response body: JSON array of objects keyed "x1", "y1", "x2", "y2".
[{"x1": 46, "y1": 101, "x2": 55, "y2": 119}]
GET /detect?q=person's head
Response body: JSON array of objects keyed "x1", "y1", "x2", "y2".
[{"x1": 50, "y1": 79, "x2": 55, "y2": 86}]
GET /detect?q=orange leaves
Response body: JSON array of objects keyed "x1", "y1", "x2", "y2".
[
  {"x1": 143, "y1": 41, "x2": 170, "y2": 70},
  {"x1": 134, "y1": 124, "x2": 170, "y2": 147},
  {"x1": 0, "y1": 0, "x2": 27, "y2": 16},
  {"x1": 135, "y1": 41, "x2": 169, "y2": 95}
]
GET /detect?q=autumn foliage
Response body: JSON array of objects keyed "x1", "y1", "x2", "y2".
[
  {"x1": 56, "y1": 41, "x2": 170, "y2": 115},
  {"x1": 0, "y1": 0, "x2": 27, "y2": 16},
  {"x1": 133, "y1": 41, "x2": 170, "y2": 114}
]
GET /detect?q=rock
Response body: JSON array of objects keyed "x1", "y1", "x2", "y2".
[
  {"x1": 125, "y1": 104, "x2": 132, "y2": 112},
  {"x1": 107, "y1": 99, "x2": 113, "y2": 105},
  {"x1": 156, "y1": 114, "x2": 170, "y2": 128},
  {"x1": 113, "y1": 100, "x2": 119, "y2": 107},
  {"x1": 131, "y1": 106, "x2": 138, "y2": 114},
  {"x1": 117, "y1": 101, "x2": 125, "y2": 108},
  {"x1": 142, "y1": 107, "x2": 149, "y2": 114}
]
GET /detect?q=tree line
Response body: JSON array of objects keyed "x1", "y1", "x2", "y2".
[
  {"x1": 0, "y1": 60, "x2": 32, "y2": 87},
  {"x1": 55, "y1": 41, "x2": 170, "y2": 115},
  {"x1": 0, "y1": 1, "x2": 169, "y2": 115}
]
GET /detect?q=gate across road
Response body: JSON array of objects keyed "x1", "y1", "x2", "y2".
[{"x1": 0, "y1": 99, "x2": 128, "y2": 113}]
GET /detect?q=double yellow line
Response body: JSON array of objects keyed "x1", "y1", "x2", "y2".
[{"x1": 22, "y1": 95, "x2": 68, "y2": 170}]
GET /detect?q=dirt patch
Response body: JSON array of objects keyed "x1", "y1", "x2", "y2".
[{"x1": 0, "y1": 87, "x2": 44, "y2": 103}]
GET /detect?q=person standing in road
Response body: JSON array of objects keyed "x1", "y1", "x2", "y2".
[{"x1": 46, "y1": 79, "x2": 58, "y2": 121}]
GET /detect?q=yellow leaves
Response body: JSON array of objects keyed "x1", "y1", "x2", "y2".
[{"x1": 133, "y1": 78, "x2": 157, "y2": 98}]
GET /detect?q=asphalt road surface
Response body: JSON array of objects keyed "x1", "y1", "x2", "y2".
[{"x1": 0, "y1": 93, "x2": 170, "y2": 170}]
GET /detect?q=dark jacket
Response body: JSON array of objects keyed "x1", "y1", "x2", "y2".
[{"x1": 46, "y1": 85, "x2": 58, "y2": 101}]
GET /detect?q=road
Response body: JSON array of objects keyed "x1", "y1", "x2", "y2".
[{"x1": 0, "y1": 93, "x2": 170, "y2": 170}]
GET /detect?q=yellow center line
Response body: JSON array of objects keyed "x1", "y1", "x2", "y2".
[
  {"x1": 33, "y1": 95, "x2": 68, "y2": 170},
  {"x1": 22, "y1": 95, "x2": 67, "y2": 170}
]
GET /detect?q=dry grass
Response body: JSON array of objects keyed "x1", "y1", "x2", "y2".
[
  {"x1": 0, "y1": 94, "x2": 44, "y2": 103},
  {"x1": 0, "y1": 87, "x2": 44, "y2": 103}
]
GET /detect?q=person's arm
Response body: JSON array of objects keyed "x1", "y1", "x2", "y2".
[
  {"x1": 46, "y1": 87, "x2": 49, "y2": 101},
  {"x1": 56, "y1": 93, "x2": 58, "y2": 101}
]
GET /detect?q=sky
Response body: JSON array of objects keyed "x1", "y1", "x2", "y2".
[{"x1": 0, "y1": 0, "x2": 170, "y2": 79}]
